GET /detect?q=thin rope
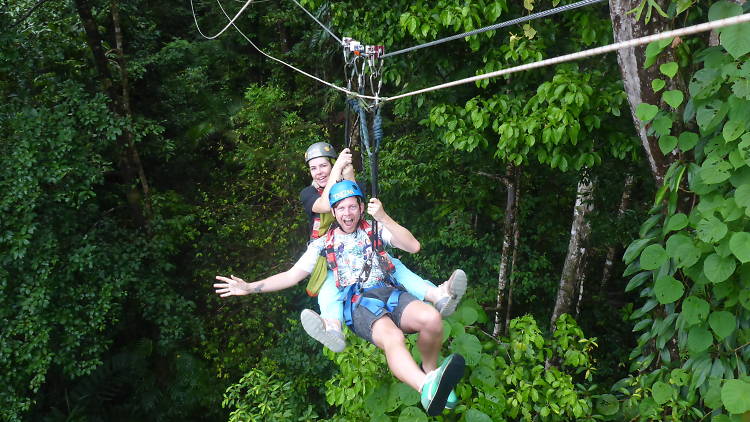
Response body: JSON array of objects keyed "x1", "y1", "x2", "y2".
[
  {"x1": 382, "y1": 0, "x2": 607, "y2": 58},
  {"x1": 381, "y1": 13, "x2": 750, "y2": 102},
  {"x1": 288, "y1": 0, "x2": 343, "y2": 45},
  {"x1": 191, "y1": 0, "x2": 380, "y2": 100},
  {"x1": 190, "y1": 0, "x2": 255, "y2": 40}
]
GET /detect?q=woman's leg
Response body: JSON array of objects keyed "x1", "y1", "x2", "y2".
[
  {"x1": 301, "y1": 271, "x2": 346, "y2": 352},
  {"x1": 317, "y1": 270, "x2": 343, "y2": 330},
  {"x1": 392, "y1": 258, "x2": 436, "y2": 301}
]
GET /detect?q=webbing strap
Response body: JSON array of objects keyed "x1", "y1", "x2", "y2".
[{"x1": 341, "y1": 284, "x2": 404, "y2": 327}]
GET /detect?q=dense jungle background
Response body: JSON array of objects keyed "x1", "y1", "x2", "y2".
[{"x1": 2, "y1": 0, "x2": 750, "y2": 420}]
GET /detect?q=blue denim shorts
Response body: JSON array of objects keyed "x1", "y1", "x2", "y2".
[{"x1": 351, "y1": 286, "x2": 418, "y2": 344}]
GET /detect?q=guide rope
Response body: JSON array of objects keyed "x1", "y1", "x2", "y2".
[
  {"x1": 379, "y1": 13, "x2": 750, "y2": 102},
  {"x1": 191, "y1": 0, "x2": 381, "y2": 100},
  {"x1": 381, "y1": 0, "x2": 607, "y2": 58},
  {"x1": 288, "y1": 0, "x2": 343, "y2": 45}
]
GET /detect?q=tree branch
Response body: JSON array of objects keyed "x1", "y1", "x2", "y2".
[
  {"x1": 476, "y1": 171, "x2": 511, "y2": 186},
  {"x1": 9, "y1": 0, "x2": 52, "y2": 29}
]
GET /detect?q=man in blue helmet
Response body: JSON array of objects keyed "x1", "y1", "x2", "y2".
[
  {"x1": 214, "y1": 181, "x2": 465, "y2": 415},
  {"x1": 298, "y1": 142, "x2": 466, "y2": 354}
]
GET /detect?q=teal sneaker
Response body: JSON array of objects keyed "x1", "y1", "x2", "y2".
[
  {"x1": 445, "y1": 389, "x2": 458, "y2": 410},
  {"x1": 420, "y1": 354, "x2": 465, "y2": 416},
  {"x1": 419, "y1": 363, "x2": 458, "y2": 410}
]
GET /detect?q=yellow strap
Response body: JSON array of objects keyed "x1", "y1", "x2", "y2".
[{"x1": 305, "y1": 212, "x2": 335, "y2": 296}]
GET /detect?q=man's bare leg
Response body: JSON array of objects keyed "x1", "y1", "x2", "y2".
[
  {"x1": 371, "y1": 317, "x2": 426, "y2": 391},
  {"x1": 398, "y1": 300, "x2": 443, "y2": 373}
]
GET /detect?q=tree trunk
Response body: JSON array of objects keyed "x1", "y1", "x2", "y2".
[
  {"x1": 73, "y1": 0, "x2": 117, "y2": 101},
  {"x1": 550, "y1": 176, "x2": 594, "y2": 329},
  {"x1": 574, "y1": 246, "x2": 588, "y2": 318},
  {"x1": 492, "y1": 164, "x2": 520, "y2": 337},
  {"x1": 74, "y1": 0, "x2": 148, "y2": 225},
  {"x1": 111, "y1": 0, "x2": 151, "y2": 218},
  {"x1": 504, "y1": 201, "x2": 520, "y2": 333},
  {"x1": 609, "y1": 0, "x2": 686, "y2": 185},
  {"x1": 600, "y1": 174, "x2": 635, "y2": 292}
]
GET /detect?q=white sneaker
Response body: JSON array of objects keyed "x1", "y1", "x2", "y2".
[
  {"x1": 300, "y1": 309, "x2": 346, "y2": 352},
  {"x1": 434, "y1": 269, "x2": 467, "y2": 317}
]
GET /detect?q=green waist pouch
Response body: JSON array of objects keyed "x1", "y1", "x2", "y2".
[{"x1": 305, "y1": 212, "x2": 334, "y2": 297}]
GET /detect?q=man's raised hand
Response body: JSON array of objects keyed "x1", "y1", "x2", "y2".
[{"x1": 214, "y1": 275, "x2": 251, "y2": 297}]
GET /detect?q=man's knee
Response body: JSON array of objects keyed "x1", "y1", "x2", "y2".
[
  {"x1": 403, "y1": 302, "x2": 442, "y2": 332},
  {"x1": 373, "y1": 318, "x2": 406, "y2": 348},
  {"x1": 421, "y1": 308, "x2": 443, "y2": 332}
]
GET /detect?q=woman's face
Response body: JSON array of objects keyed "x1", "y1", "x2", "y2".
[{"x1": 308, "y1": 157, "x2": 332, "y2": 187}]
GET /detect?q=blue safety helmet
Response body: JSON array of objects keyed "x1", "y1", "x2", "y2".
[{"x1": 329, "y1": 180, "x2": 364, "y2": 208}]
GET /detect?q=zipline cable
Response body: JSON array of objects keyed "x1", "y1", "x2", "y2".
[
  {"x1": 380, "y1": 13, "x2": 750, "y2": 102},
  {"x1": 382, "y1": 0, "x2": 607, "y2": 58},
  {"x1": 190, "y1": 0, "x2": 256, "y2": 40},
  {"x1": 191, "y1": 0, "x2": 381, "y2": 100},
  {"x1": 288, "y1": 0, "x2": 343, "y2": 45}
]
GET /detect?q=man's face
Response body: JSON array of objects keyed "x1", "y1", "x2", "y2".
[
  {"x1": 308, "y1": 157, "x2": 332, "y2": 187},
  {"x1": 332, "y1": 196, "x2": 363, "y2": 233}
]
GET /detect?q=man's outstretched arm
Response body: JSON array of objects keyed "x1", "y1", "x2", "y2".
[{"x1": 214, "y1": 267, "x2": 310, "y2": 297}]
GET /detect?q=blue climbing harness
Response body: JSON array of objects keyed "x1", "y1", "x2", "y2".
[{"x1": 340, "y1": 281, "x2": 403, "y2": 327}]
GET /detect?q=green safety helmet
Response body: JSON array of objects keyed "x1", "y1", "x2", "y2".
[
  {"x1": 329, "y1": 180, "x2": 364, "y2": 207},
  {"x1": 304, "y1": 142, "x2": 337, "y2": 163}
]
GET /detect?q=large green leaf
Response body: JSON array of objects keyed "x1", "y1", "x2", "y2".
[
  {"x1": 721, "y1": 23, "x2": 750, "y2": 59},
  {"x1": 670, "y1": 369, "x2": 689, "y2": 386},
  {"x1": 720, "y1": 379, "x2": 750, "y2": 414},
  {"x1": 734, "y1": 78, "x2": 750, "y2": 99},
  {"x1": 699, "y1": 160, "x2": 733, "y2": 185},
  {"x1": 651, "y1": 381, "x2": 673, "y2": 404},
  {"x1": 469, "y1": 364, "x2": 496, "y2": 389},
  {"x1": 450, "y1": 333, "x2": 482, "y2": 366},
  {"x1": 464, "y1": 409, "x2": 493, "y2": 422},
  {"x1": 595, "y1": 394, "x2": 619, "y2": 416},
  {"x1": 687, "y1": 325, "x2": 713, "y2": 354},
  {"x1": 666, "y1": 233, "x2": 702, "y2": 268},
  {"x1": 654, "y1": 275, "x2": 684, "y2": 304},
  {"x1": 624, "y1": 238, "x2": 654, "y2": 264},
  {"x1": 729, "y1": 232, "x2": 750, "y2": 263},
  {"x1": 641, "y1": 244, "x2": 668, "y2": 270},
  {"x1": 723, "y1": 119, "x2": 746, "y2": 142},
  {"x1": 704, "y1": 253, "x2": 736, "y2": 283},
  {"x1": 398, "y1": 406, "x2": 428, "y2": 422},
  {"x1": 636, "y1": 103, "x2": 659, "y2": 121},
  {"x1": 659, "y1": 135, "x2": 678, "y2": 155},
  {"x1": 665, "y1": 213, "x2": 688, "y2": 232},
  {"x1": 682, "y1": 296, "x2": 711, "y2": 326},
  {"x1": 626, "y1": 272, "x2": 652, "y2": 292},
  {"x1": 708, "y1": 1, "x2": 743, "y2": 21},
  {"x1": 679, "y1": 132, "x2": 700, "y2": 151},
  {"x1": 697, "y1": 217, "x2": 728, "y2": 243},
  {"x1": 704, "y1": 378, "x2": 724, "y2": 410},
  {"x1": 660, "y1": 62, "x2": 679, "y2": 79},
  {"x1": 708, "y1": 311, "x2": 736, "y2": 340},
  {"x1": 663, "y1": 90, "x2": 684, "y2": 109},
  {"x1": 736, "y1": 184, "x2": 750, "y2": 208}
]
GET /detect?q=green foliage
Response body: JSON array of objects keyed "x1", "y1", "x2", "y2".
[
  {"x1": 619, "y1": 2, "x2": 750, "y2": 419},
  {"x1": 321, "y1": 306, "x2": 600, "y2": 421},
  {"x1": 427, "y1": 64, "x2": 632, "y2": 169},
  {"x1": 223, "y1": 362, "x2": 317, "y2": 422}
]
